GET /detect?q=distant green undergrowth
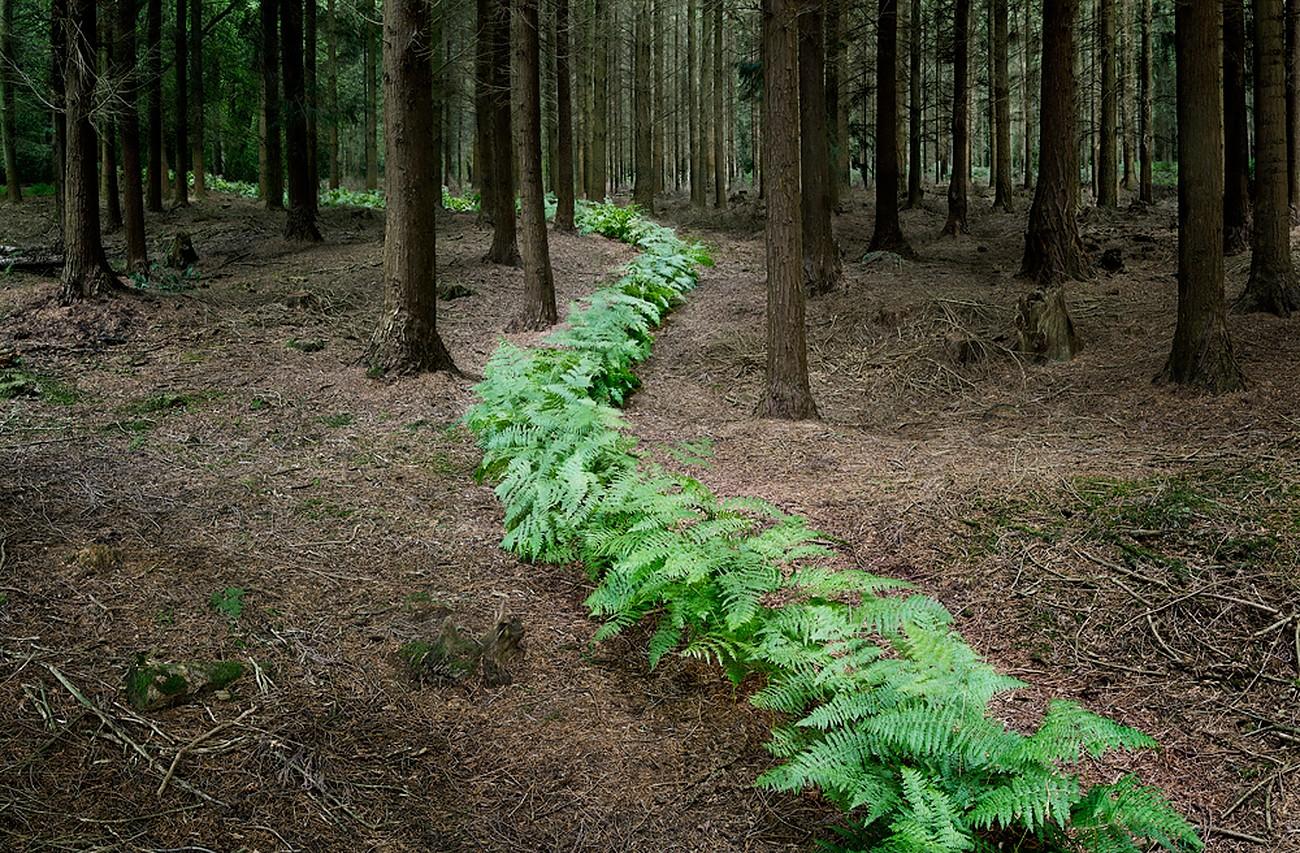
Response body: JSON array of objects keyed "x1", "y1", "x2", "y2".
[{"x1": 464, "y1": 202, "x2": 1200, "y2": 852}]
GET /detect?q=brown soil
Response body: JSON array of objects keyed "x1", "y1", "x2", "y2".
[{"x1": 0, "y1": 184, "x2": 1296, "y2": 852}]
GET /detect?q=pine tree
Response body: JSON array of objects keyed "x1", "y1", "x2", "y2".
[{"x1": 870, "y1": 0, "x2": 915, "y2": 258}]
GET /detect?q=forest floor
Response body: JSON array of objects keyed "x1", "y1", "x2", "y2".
[{"x1": 0, "y1": 185, "x2": 1296, "y2": 852}]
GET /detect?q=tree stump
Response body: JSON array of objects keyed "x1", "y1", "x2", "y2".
[
  {"x1": 1016, "y1": 287, "x2": 1080, "y2": 361},
  {"x1": 166, "y1": 232, "x2": 199, "y2": 269}
]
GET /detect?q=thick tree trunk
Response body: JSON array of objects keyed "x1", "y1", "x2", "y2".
[
  {"x1": 485, "y1": 0, "x2": 518, "y2": 264},
  {"x1": 1138, "y1": 0, "x2": 1153, "y2": 204},
  {"x1": 554, "y1": 0, "x2": 575, "y2": 230},
  {"x1": 799, "y1": 0, "x2": 840, "y2": 294},
  {"x1": 327, "y1": 0, "x2": 339, "y2": 188},
  {"x1": 1096, "y1": 0, "x2": 1118, "y2": 207},
  {"x1": 0, "y1": 0, "x2": 20, "y2": 202},
  {"x1": 282, "y1": 0, "x2": 320, "y2": 240},
  {"x1": 146, "y1": 0, "x2": 162, "y2": 210},
  {"x1": 1021, "y1": 0, "x2": 1089, "y2": 285},
  {"x1": 758, "y1": 0, "x2": 817, "y2": 420},
  {"x1": 870, "y1": 0, "x2": 914, "y2": 257},
  {"x1": 907, "y1": 0, "x2": 922, "y2": 207},
  {"x1": 1223, "y1": 0, "x2": 1251, "y2": 251},
  {"x1": 173, "y1": 0, "x2": 188, "y2": 205},
  {"x1": 366, "y1": 0, "x2": 454, "y2": 375},
  {"x1": 189, "y1": 0, "x2": 205, "y2": 198},
  {"x1": 1161, "y1": 0, "x2": 1244, "y2": 394},
  {"x1": 365, "y1": 0, "x2": 378, "y2": 190},
  {"x1": 633, "y1": 0, "x2": 654, "y2": 210},
  {"x1": 942, "y1": 0, "x2": 970, "y2": 235},
  {"x1": 992, "y1": 0, "x2": 1012, "y2": 211},
  {"x1": 261, "y1": 0, "x2": 283, "y2": 208},
  {"x1": 1239, "y1": 0, "x2": 1300, "y2": 315},
  {"x1": 510, "y1": 0, "x2": 558, "y2": 331},
  {"x1": 116, "y1": 0, "x2": 148, "y2": 274},
  {"x1": 61, "y1": 0, "x2": 116, "y2": 302}
]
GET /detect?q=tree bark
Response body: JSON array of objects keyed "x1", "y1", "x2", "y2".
[
  {"x1": 1097, "y1": 0, "x2": 1117, "y2": 207},
  {"x1": 1138, "y1": 0, "x2": 1153, "y2": 204},
  {"x1": 799, "y1": 0, "x2": 840, "y2": 294},
  {"x1": 61, "y1": 0, "x2": 117, "y2": 302},
  {"x1": 554, "y1": 0, "x2": 575, "y2": 229},
  {"x1": 0, "y1": 0, "x2": 20, "y2": 202},
  {"x1": 282, "y1": 0, "x2": 320, "y2": 240},
  {"x1": 1020, "y1": 0, "x2": 1089, "y2": 285},
  {"x1": 758, "y1": 0, "x2": 817, "y2": 420},
  {"x1": 870, "y1": 0, "x2": 914, "y2": 257},
  {"x1": 485, "y1": 0, "x2": 518, "y2": 264},
  {"x1": 1239, "y1": 0, "x2": 1300, "y2": 315},
  {"x1": 146, "y1": 0, "x2": 162, "y2": 210},
  {"x1": 1160, "y1": 0, "x2": 1244, "y2": 394},
  {"x1": 992, "y1": 0, "x2": 1012, "y2": 210},
  {"x1": 907, "y1": 0, "x2": 922, "y2": 207},
  {"x1": 366, "y1": 0, "x2": 455, "y2": 375},
  {"x1": 189, "y1": 0, "x2": 205, "y2": 198},
  {"x1": 261, "y1": 0, "x2": 282, "y2": 208},
  {"x1": 116, "y1": 0, "x2": 149, "y2": 274},
  {"x1": 173, "y1": 0, "x2": 188, "y2": 205},
  {"x1": 712, "y1": 0, "x2": 724, "y2": 207},
  {"x1": 510, "y1": 0, "x2": 558, "y2": 330},
  {"x1": 633, "y1": 0, "x2": 654, "y2": 210},
  {"x1": 942, "y1": 0, "x2": 971, "y2": 235},
  {"x1": 591, "y1": 0, "x2": 608, "y2": 199},
  {"x1": 1287, "y1": 0, "x2": 1299, "y2": 216},
  {"x1": 1223, "y1": 0, "x2": 1251, "y2": 251}
]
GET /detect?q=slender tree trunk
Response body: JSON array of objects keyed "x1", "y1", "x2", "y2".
[
  {"x1": 1239, "y1": 0, "x2": 1300, "y2": 315},
  {"x1": 511, "y1": 0, "x2": 558, "y2": 330},
  {"x1": 825, "y1": 0, "x2": 842, "y2": 209},
  {"x1": 554, "y1": 0, "x2": 575, "y2": 229},
  {"x1": 1021, "y1": 0, "x2": 1033, "y2": 188},
  {"x1": 146, "y1": 0, "x2": 162, "y2": 210},
  {"x1": 100, "y1": 16, "x2": 123, "y2": 231},
  {"x1": 687, "y1": 0, "x2": 701, "y2": 205},
  {"x1": 305, "y1": 0, "x2": 317, "y2": 198},
  {"x1": 907, "y1": 0, "x2": 923, "y2": 207},
  {"x1": 1224, "y1": 0, "x2": 1251, "y2": 250},
  {"x1": 1161, "y1": 0, "x2": 1244, "y2": 393},
  {"x1": 992, "y1": 0, "x2": 1012, "y2": 210},
  {"x1": 653, "y1": 0, "x2": 664, "y2": 194},
  {"x1": 261, "y1": 0, "x2": 283, "y2": 208},
  {"x1": 1097, "y1": 0, "x2": 1117, "y2": 206},
  {"x1": 117, "y1": 0, "x2": 148, "y2": 273},
  {"x1": 633, "y1": 0, "x2": 654, "y2": 209},
  {"x1": 800, "y1": 0, "x2": 840, "y2": 294},
  {"x1": 366, "y1": 0, "x2": 455, "y2": 374},
  {"x1": 712, "y1": 0, "x2": 724, "y2": 207},
  {"x1": 758, "y1": 0, "x2": 817, "y2": 420},
  {"x1": 282, "y1": 0, "x2": 320, "y2": 240},
  {"x1": 1138, "y1": 0, "x2": 1152, "y2": 203},
  {"x1": 61, "y1": 0, "x2": 116, "y2": 302},
  {"x1": 51, "y1": 0, "x2": 67, "y2": 232},
  {"x1": 173, "y1": 0, "x2": 188, "y2": 205},
  {"x1": 486, "y1": 0, "x2": 519, "y2": 263},
  {"x1": 475, "y1": 0, "x2": 492, "y2": 200},
  {"x1": 943, "y1": 0, "x2": 971, "y2": 235},
  {"x1": 327, "y1": 0, "x2": 339, "y2": 188},
  {"x1": 1120, "y1": 0, "x2": 1134, "y2": 190},
  {"x1": 365, "y1": 0, "x2": 378, "y2": 190},
  {"x1": 870, "y1": 0, "x2": 914, "y2": 257},
  {"x1": 591, "y1": 0, "x2": 608, "y2": 198},
  {"x1": 190, "y1": 0, "x2": 205, "y2": 198},
  {"x1": 0, "y1": 0, "x2": 20, "y2": 202}
]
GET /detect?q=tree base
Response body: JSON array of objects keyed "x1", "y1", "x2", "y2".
[
  {"x1": 484, "y1": 241, "x2": 520, "y2": 267},
  {"x1": 756, "y1": 387, "x2": 819, "y2": 421},
  {"x1": 1156, "y1": 329, "x2": 1246, "y2": 395},
  {"x1": 365, "y1": 310, "x2": 457, "y2": 376},
  {"x1": 1234, "y1": 267, "x2": 1300, "y2": 317},
  {"x1": 1015, "y1": 286, "x2": 1079, "y2": 362},
  {"x1": 1223, "y1": 223, "x2": 1251, "y2": 256},
  {"x1": 59, "y1": 265, "x2": 122, "y2": 305},
  {"x1": 803, "y1": 253, "x2": 843, "y2": 297},
  {"x1": 868, "y1": 226, "x2": 917, "y2": 261},
  {"x1": 285, "y1": 211, "x2": 322, "y2": 242}
]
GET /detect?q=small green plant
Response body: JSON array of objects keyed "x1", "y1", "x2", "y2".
[
  {"x1": 249, "y1": 396, "x2": 271, "y2": 412},
  {"x1": 209, "y1": 587, "x2": 246, "y2": 621},
  {"x1": 0, "y1": 365, "x2": 80, "y2": 405},
  {"x1": 127, "y1": 391, "x2": 202, "y2": 415},
  {"x1": 131, "y1": 263, "x2": 200, "y2": 292},
  {"x1": 286, "y1": 337, "x2": 327, "y2": 353},
  {"x1": 320, "y1": 412, "x2": 354, "y2": 428}
]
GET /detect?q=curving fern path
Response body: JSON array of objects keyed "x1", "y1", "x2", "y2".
[{"x1": 463, "y1": 202, "x2": 1203, "y2": 853}]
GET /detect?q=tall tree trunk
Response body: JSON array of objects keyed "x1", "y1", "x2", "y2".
[
  {"x1": 1138, "y1": 0, "x2": 1153, "y2": 203},
  {"x1": 653, "y1": 0, "x2": 664, "y2": 194},
  {"x1": 51, "y1": 0, "x2": 67, "y2": 232},
  {"x1": 282, "y1": 0, "x2": 320, "y2": 240},
  {"x1": 475, "y1": 0, "x2": 492, "y2": 199},
  {"x1": 61, "y1": 0, "x2": 116, "y2": 302},
  {"x1": 870, "y1": 0, "x2": 914, "y2": 257},
  {"x1": 1162, "y1": 0, "x2": 1244, "y2": 393},
  {"x1": 1021, "y1": 0, "x2": 1089, "y2": 283},
  {"x1": 992, "y1": 0, "x2": 1012, "y2": 210},
  {"x1": 365, "y1": 0, "x2": 378, "y2": 190},
  {"x1": 511, "y1": 0, "x2": 558, "y2": 330},
  {"x1": 327, "y1": 0, "x2": 339, "y2": 188},
  {"x1": 1239, "y1": 0, "x2": 1300, "y2": 315},
  {"x1": 712, "y1": 0, "x2": 724, "y2": 207},
  {"x1": 687, "y1": 0, "x2": 701, "y2": 205},
  {"x1": 261, "y1": 0, "x2": 283, "y2": 208},
  {"x1": 146, "y1": 0, "x2": 162, "y2": 210},
  {"x1": 116, "y1": 0, "x2": 148, "y2": 273},
  {"x1": 942, "y1": 0, "x2": 971, "y2": 235},
  {"x1": 0, "y1": 0, "x2": 20, "y2": 202},
  {"x1": 591, "y1": 0, "x2": 608, "y2": 199},
  {"x1": 366, "y1": 0, "x2": 455, "y2": 374},
  {"x1": 907, "y1": 0, "x2": 923, "y2": 207},
  {"x1": 486, "y1": 0, "x2": 519, "y2": 264},
  {"x1": 173, "y1": 0, "x2": 188, "y2": 205},
  {"x1": 1097, "y1": 0, "x2": 1117, "y2": 206},
  {"x1": 189, "y1": 0, "x2": 205, "y2": 198},
  {"x1": 554, "y1": 0, "x2": 575, "y2": 229},
  {"x1": 1224, "y1": 0, "x2": 1251, "y2": 250},
  {"x1": 800, "y1": 0, "x2": 840, "y2": 294},
  {"x1": 1120, "y1": 0, "x2": 1134, "y2": 190},
  {"x1": 825, "y1": 0, "x2": 842, "y2": 209},
  {"x1": 758, "y1": 0, "x2": 817, "y2": 420},
  {"x1": 305, "y1": 0, "x2": 317, "y2": 199},
  {"x1": 100, "y1": 16, "x2": 123, "y2": 231},
  {"x1": 1021, "y1": 0, "x2": 1034, "y2": 188},
  {"x1": 633, "y1": 0, "x2": 654, "y2": 209}
]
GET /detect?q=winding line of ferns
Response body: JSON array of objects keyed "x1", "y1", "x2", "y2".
[{"x1": 462, "y1": 201, "x2": 1201, "y2": 852}]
